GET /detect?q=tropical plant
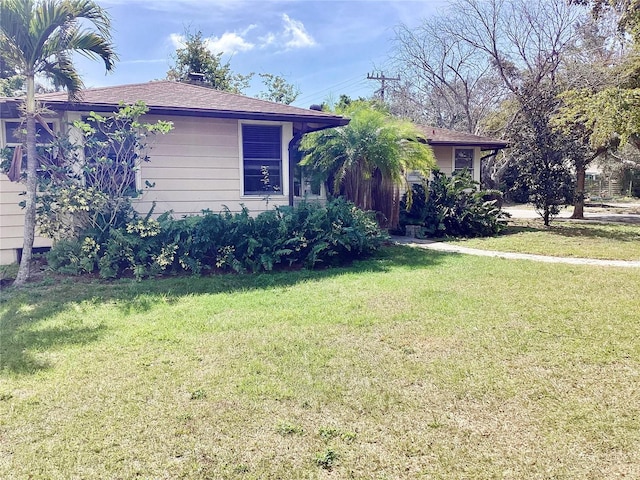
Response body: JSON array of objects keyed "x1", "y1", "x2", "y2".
[
  {"x1": 300, "y1": 101, "x2": 435, "y2": 228},
  {"x1": 400, "y1": 170, "x2": 509, "y2": 238},
  {"x1": 35, "y1": 101, "x2": 173, "y2": 242},
  {"x1": 46, "y1": 198, "x2": 387, "y2": 279},
  {"x1": 0, "y1": 0, "x2": 117, "y2": 286}
]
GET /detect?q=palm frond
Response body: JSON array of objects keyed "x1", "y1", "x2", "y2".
[
  {"x1": 66, "y1": 0, "x2": 112, "y2": 38},
  {"x1": 42, "y1": 27, "x2": 116, "y2": 71},
  {"x1": 41, "y1": 54, "x2": 83, "y2": 99},
  {"x1": 0, "y1": 0, "x2": 33, "y2": 68}
]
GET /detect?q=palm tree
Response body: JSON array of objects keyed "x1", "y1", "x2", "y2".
[
  {"x1": 0, "y1": 0, "x2": 117, "y2": 286},
  {"x1": 300, "y1": 102, "x2": 435, "y2": 228}
]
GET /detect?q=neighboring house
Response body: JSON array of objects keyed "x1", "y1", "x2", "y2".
[
  {"x1": 0, "y1": 80, "x2": 347, "y2": 265},
  {"x1": 416, "y1": 126, "x2": 508, "y2": 184}
]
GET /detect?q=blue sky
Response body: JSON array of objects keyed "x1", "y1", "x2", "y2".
[{"x1": 75, "y1": 0, "x2": 449, "y2": 107}]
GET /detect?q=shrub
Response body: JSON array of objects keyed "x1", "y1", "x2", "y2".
[
  {"x1": 400, "y1": 170, "x2": 509, "y2": 238},
  {"x1": 47, "y1": 198, "x2": 386, "y2": 279}
]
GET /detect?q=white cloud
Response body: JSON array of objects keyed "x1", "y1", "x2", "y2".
[
  {"x1": 259, "y1": 32, "x2": 277, "y2": 49},
  {"x1": 281, "y1": 14, "x2": 316, "y2": 49},
  {"x1": 168, "y1": 31, "x2": 254, "y2": 56},
  {"x1": 206, "y1": 32, "x2": 254, "y2": 54},
  {"x1": 256, "y1": 14, "x2": 317, "y2": 51},
  {"x1": 169, "y1": 33, "x2": 186, "y2": 49},
  {"x1": 168, "y1": 14, "x2": 315, "y2": 56}
]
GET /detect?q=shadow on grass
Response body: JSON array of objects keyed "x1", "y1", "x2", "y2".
[
  {"x1": 500, "y1": 220, "x2": 640, "y2": 243},
  {"x1": 0, "y1": 245, "x2": 444, "y2": 376}
]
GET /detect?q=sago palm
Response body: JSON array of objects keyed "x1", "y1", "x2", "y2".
[
  {"x1": 301, "y1": 102, "x2": 435, "y2": 227},
  {"x1": 0, "y1": 0, "x2": 117, "y2": 285}
]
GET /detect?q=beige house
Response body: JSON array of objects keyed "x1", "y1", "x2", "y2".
[
  {"x1": 0, "y1": 81, "x2": 347, "y2": 265},
  {"x1": 417, "y1": 126, "x2": 508, "y2": 184},
  {"x1": 0, "y1": 82, "x2": 507, "y2": 265}
]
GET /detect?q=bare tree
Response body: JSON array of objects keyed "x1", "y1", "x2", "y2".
[
  {"x1": 562, "y1": 12, "x2": 628, "y2": 91},
  {"x1": 390, "y1": 17, "x2": 506, "y2": 133},
  {"x1": 448, "y1": 0, "x2": 583, "y2": 101},
  {"x1": 444, "y1": 0, "x2": 587, "y2": 191}
]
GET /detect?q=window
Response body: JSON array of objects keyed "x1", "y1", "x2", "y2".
[
  {"x1": 4, "y1": 120, "x2": 55, "y2": 146},
  {"x1": 242, "y1": 124, "x2": 282, "y2": 195},
  {"x1": 82, "y1": 115, "x2": 139, "y2": 196},
  {"x1": 454, "y1": 148, "x2": 474, "y2": 178},
  {"x1": 2, "y1": 120, "x2": 56, "y2": 180}
]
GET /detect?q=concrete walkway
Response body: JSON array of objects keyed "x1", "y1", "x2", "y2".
[
  {"x1": 503, "y1": 204, "x2": 640, "y2": 225},
  {"x1": 392, "y1": 236, "x2": 640, "y2": 268}
]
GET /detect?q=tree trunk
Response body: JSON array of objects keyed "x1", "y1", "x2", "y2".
[
  {"x1": 571, "y1": 163, "x2": 586, "y2": 219},
  {"x1": 543, "y1": 205, "x2": 550, "y2": 226},
  {"x1": 13, "y1": 75, "x2": 37, "y2": 287}
]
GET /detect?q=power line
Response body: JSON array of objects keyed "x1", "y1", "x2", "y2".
[
  {"x1": 294, "y1": 75, "x2": 371, "y2": 107},
  {"x1": 295, "y1": 75, "x2": 367, "y2": 104},
  {"x1": 366, "y1": 71, "x2": 400, "y2": 101}
]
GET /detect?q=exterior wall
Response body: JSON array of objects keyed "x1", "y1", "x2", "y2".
[
  {"x1": 432, "y1": 146, "x2": 454, "y2": 176},
  {"x1": 0, "y1": 113, "x2": 294, "y2": 265},
  {"x1": 0, "y1": 115, "x2": 60, "y2": 265},
  {"x1": 134, "y1": 116, "x2": 292, "y2": 217},
  {"x1": 432, "y1": 145, "x2": 482, "y2": 183}
]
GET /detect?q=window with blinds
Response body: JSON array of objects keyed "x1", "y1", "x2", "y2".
[{"x1": 242, "y1": 124, "x2": 282, "y2": 195}]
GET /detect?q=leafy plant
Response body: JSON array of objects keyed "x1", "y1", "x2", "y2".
[
  {"x1": 36, "y1": 102, "x2": 172, "y2": 241},
  {"x1": 400, "y1": 170, "x2": 509, "y2": 238},
  {"x1": 300, "y1": 101, "x2": 435, "y2": 227},
  {"x1": 315, "y1": 448, "x2": 339, "y2": 470},
  {"x1": 47, "y1": 199, "x2": 387, "y2": 279},
  {"x1": 276, "y1": 422, "x2": 304, "y2": 436}
]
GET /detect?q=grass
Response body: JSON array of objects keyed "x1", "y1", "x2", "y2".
[
  {"x1": 1, "y1": 246, "x2": 639, "y2": 478},
  {"x1": 447, "y1": 219, "x2": 640, "y2": 260}
]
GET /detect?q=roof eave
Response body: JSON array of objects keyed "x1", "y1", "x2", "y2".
[
  {"x1": 427, "y1": 140, "x2": 509, "y2": 149},
  {"x1": 33, "y1": 100, "x2": 346, "y2": 126}
]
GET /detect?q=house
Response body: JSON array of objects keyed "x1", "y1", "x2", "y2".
[
  {"x1": 0, "y1": 80, "x2": 348, "y2": 265},
  {"x1": 417, "y1": 126, "x2": 508, "y2": 184},
  {"x1": 0, "y1": 82, "x2": 508, "y2": 265}
]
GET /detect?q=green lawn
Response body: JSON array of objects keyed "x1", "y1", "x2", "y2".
[
  {"x1": 1, "y1": 247, "x2": 639, "y2": 479},
  {"x1": 447, "y1": 219, "x2": 640, "y2": 260}
]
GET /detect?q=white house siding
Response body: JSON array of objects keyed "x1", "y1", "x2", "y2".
[
  {"x1": 432, "y1": 145, "x2": 482, "y2": 183},
  {"x1": 0, "y1": 113, "x2": 294, "y2": 265},
  {"x1": 432, "y1": 146, "x2": 453, "y2": 176},
  {"x1": 0, "y1": 114, "x2": 59, "y2": 265},
  {"x1": 0, "y1": 180, "x2": 53, "y2": 265},
  {"x1": 134, "y1": 116, "x2": 292, "y2": 218}
]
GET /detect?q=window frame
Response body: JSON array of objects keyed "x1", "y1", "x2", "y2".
[
  {"x1": 453, "y1": 148, "x2": 475, "y2": 178},
  {"x1": 1, "y1": 118, "x2": 59, "y2": 148},
  {"x1": 79, "y1": 114, "x2": 142, "y2": 196},
  {"x1": 239, "y1": 121, "x2": 286, "y2": 197},
  {"x1": 1, "y1": 118, "x2": 59, "y2": 173}
]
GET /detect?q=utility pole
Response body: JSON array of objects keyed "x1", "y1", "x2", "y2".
[{"x1": 367, "y1": 71, "x2": 400, "y2": 101}]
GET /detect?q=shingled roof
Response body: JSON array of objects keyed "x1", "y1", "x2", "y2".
[
  {"x1": 418, "y1": 125, "x2": 508, "y2": 149},
  {"x1": 1, "y1": 81, "x2": 348, "y2": 131}
]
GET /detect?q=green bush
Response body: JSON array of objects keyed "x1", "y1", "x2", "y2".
[
  {"x1": 47, "y1": 198, "x2": 386, "y2": 279},
  {"x1": 400, "y1": 170, "x2": 509, "y2": 238}
]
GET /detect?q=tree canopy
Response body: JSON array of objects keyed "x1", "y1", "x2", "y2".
[
  {"x1": 167, "y1": 29, "x2": 252, "y2": 94},
  {"x1": 257, "y1": 73, "x2": 300, "y2": 105}
]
